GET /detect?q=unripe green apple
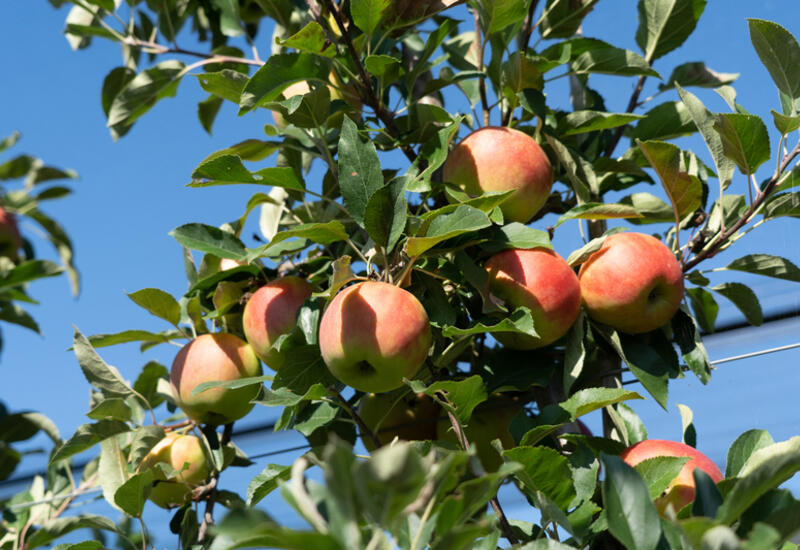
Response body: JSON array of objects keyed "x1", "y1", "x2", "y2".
[
  {"x1": 359, "y1": 391, "x2": 440, "y2": 451},
  {"x1": 436, "y1": 395, "x2": 520, "y2": 472},
  {"x1": 486, "y1": 248, "x2": 581, "y2": 349},
  {"x1": 620, "y1": 439, "x2": 723, "y2": 514},
  {"x1": 242, "y1": 276, "x2": 313, "y2": 370},
  {"x1": 138, "y1": 433, "x2": 210, "y2": 509},
  {"x1": 578, "y1": 232, "x2": 684, "y2": 334},
  {"x1": 443, "y1": 127, "x2": 553, "y2": 223},
  {"x1": 170, "y1": 333, "x2": 263, "y2": 425},
  {"x1": 0, "y1": 207, "x2": 22, "y2": 259},
  {"x1": 319, "y1": 281, "x2": 432, "y2": 393}
]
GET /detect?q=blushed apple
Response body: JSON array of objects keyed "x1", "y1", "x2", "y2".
[
  {"x1": 0, "y1": 206, "x2": 22, "y2": 259},
  {"x1": 242, "y1": 276, "x2": 313, "y2": 370},
  {"x1": 621, "y1": 439, "x2": 723, "y2": 514},
  {"x1": 138, "y1": 433, "x2": 210, "y2": 509},
  {"x1": 359, "y1": 391, "x2": 440, "y2": 451},
  {"x1": 443, "y1": 126, "x2": 553, "y2": 223},
  {"x1": 486, "y1": 247, "x2": 581, "y2": 349},
  {"x1": 578, "y1": 232, "x2": 684, "y2": 334},
  {"x1": 319, "y1": 281, "x2": 432, "y2": 393},
  {"x1": 170, "y1": 332, "x2": 263, "y2": 425}
]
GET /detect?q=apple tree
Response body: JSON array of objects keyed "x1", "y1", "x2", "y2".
[{"x1": 5, "y1": 0, "x2": 800, "y2": 549}]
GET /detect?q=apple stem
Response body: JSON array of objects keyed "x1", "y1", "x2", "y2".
[{"x1": 330, "y1": 390, "x2": 382, "y2": 449}]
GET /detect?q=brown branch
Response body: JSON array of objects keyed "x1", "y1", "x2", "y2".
[
  {"x1": 683, "y1": 140, "x2": 800, "y2": 272},
  {"x1": 603, "y1": 74, "x2": 647, "y2": 157},
  {"x1": 473, "y1": 9, "x2": 490, "y2": 126},
  {"x1": 196, "y1": 424, "x2": 232, "y2": 543},
  {"x1": 520, "y1": 0, "x2": 541, "y2": 52},
  {"x1": 439, "y1": 394, "x2": 519, "y2": 546},
  {"x1": 319, "y1": 0, "x2": 417, "y2": 163},
  {"x1": 122, "y1": 36, "x2": 264, "y2": 67},
  {"x1": 330, "y1": 390, "x2": 382, "y2": 449}
]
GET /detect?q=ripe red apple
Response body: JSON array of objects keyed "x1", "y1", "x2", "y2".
[
  {"x1": 443, "y1": 127, "x2": 553, "y2": 223},
  {"x1": 578, "y1": 232, "x2": 684, "y2": 334},
  {"x1": 138, "y1": 433, "x2": 210, "y2": 509},
  {"x1": 621, "y1": 439, "x2": 723, "y2": 514},
  {"x1": 242, "y1": 276, "x2": 313, "y2": 370},
  {"x1": 0, "y1": 206, "x2": 22, "y2": 259},
  {"x1": 359, "y1": 391, "x2": 440, "y2": 451},
  {"x1": 486, "y1": 248, "x2": 581, "y2": 349},
  {"x1": 319, "y1": 281, "x2": 432, "y2": 393},
  {"x1": 436, "y1": 395, "x2": 520, "y2": 472},
  {"x1": 170, "y1": 332, "x2": 263, "y2": 425}
]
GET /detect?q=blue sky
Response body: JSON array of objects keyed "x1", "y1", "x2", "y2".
[{"x1": 2, "y1": 0, "x2": 800, "y2": 537}]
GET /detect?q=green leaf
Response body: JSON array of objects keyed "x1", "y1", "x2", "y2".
[
  {"x1": 686, "y1": 287, "x2": 719, "y2": 334},
  {"x1": 748, "y1": 19, "x2": 800, "y2": 111},
  {"x1": 406, "y1": 205, "x2": 491, "y2": 256},
  {"x1": 692, "y1": 468, "x2": 723, "y2": 518},
  {"x1": 87, "y1": 398, "x2": 132, "y2": 422},
  {"x1": 538, "y1": 0, "x2": 599, "y2": 39},
  {"x1": 555, "y1": 202, "x2": 643, "y2": 227},
  {"x1": 23, "y1": 515, "x2": 119, "y2": 549},
  {"x1": 87, "y1": 329, "x2": 182, "y2": 349},
  {"x1": 633, "y1": 456, "x2": 690, "y2": 499},
  {"x1": 364, "y1": 179, "x2": 408, "y2": 254},
  {"x1": 479, "y1": 223, "x2": 552, "y2": 253},
  {"x1": 563, "y1": 110, "x2": 645, "y2": 136},
  {"x1": 717, "y1": 437, "x2": 800, "y2": 524},
  {"x1": 601, "y1": 453, "x2": 662, "y2": 550},
  {"x1": 198, "y1": 95, "x2": 223, "y2": 133},
  {"x1": 51, "y1": 420, "x2": 130, "y2": 463},
  {"x1": 251, "y1": 221, "x2": 349, "y2": 259},
  {"x1": 677, "y1": 85, "x2": 736, "y2": 189},
  {"x1": 670, "y1": 308, "x2": 711, "y2": 381},
  {"x1": 726, "y1": 429, "x2": 775, "y2": 478},
  {"x1": 107, "y1": 60, "x2": 185, "y2": 132},
  {"x1": 196, "y1": 70, "x2": 249, "y2": 103},
  {"x1": 771, "y1": 110, "x2": 800, "y2": 135},
  {"x1": 637, "y1": 139, "x2": 703, "y2": 222},
  {"x1": 619, "y1": 193, "x2": 674, "y2": 224},
  {"x1": 73, "y1": 327, "x2": 139, "y2": 399},
  {"x1": 678, "y1": 403, "x2": 697, "y2": 447},
  {"x1": 723, "y1": 254, "x2": 800, "y2": 282},
  {"x1": 713, "y1": 113, "x2": 771, "y2": 175},
  {"x1": 572, "y1": 46, "x2": 660, "y2": 77},
  {"x1": 277, "y1": 22, "x2": 336, "y2": 57},
  {"x1": 126, "y1": 288, "x2": 181, "y2": 326},
  {"x1": 0, "y1": 304, "x2": 39, "y2": 334},
  {"x1": 364, "y1": 54, "x2": 400, "y2": 76},
  {"x1": 560, "y1": 387, "x2": 644, "y2": 419},
  {"x1": 505, "y1": 446, "x2": 576, "y2": 510},
  {"x1": 636, "y1": 0, "x2": 707, "y2": 63},
  {"x1": 0, "y1": 260, "x2": 62, "y2": 291},
  {"x1": 350, "y1": 0, "x2": 390, "y2": 37},
  {"x1": 247, "y1": 463, "x2": 292, "y2": 506},
  {"x1": 618, "y1": 403, "x2": 648, "y2": 445},
  {"x1": 632, "y1": 101, "x2": 697, "y2": 141},
  {"x1": 191, "y1": 374, "x2": 272, "y2": 396},
  {"x1": 240, "y1": 53, "x2": 329, "y2": 114},
  {"x1": 709, "y1": 283, "x2": 763, "y2": 326},
  {"x1": 209, "y1": 0, "x2": 243, "y2": 36},
  {"x1": 659, "y1": 62, "x2": 739, "y2": 91},
  {"x1": 113, "y1": 469, "x2": 153, "y2": 517},
  {"x1": 133, "y1": 361, "x2": 169, "y2": 408},
  {"x1": 407, "y1": 375, "x2": 487, "y2": 424},
  {"x1": 170, "y1": 223, "x2": 247, "y2": 260},
  {"x1": 485, "y1": 0, "x2": 530, "y2": 35},
  {"x1": 129, "y1": 425, "x2": 166, "y2": 468},
  {"x1": 0, "y1": 412, "x2": 61, "y2": 444},
  {"x1": 272, "y1": 345, "x2": 337, "y2": 395},
  {"x1": 190, "y1": 156, "x2": 304, "y2": 191},
  {"x1": 441, "y1": 307, "x2": 538, "y2": 339},
  {"x1": 338, "y1": 117, "x2": 383, "y2": 226}
]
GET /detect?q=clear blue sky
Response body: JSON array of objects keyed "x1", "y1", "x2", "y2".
[{"x1": 2, "y1": 0, "x2": 800, "y2": 538}]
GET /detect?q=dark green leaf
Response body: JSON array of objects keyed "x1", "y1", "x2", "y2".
[
  {"x1": 563, "y1": 110, "x2": 644, "y2": 136},
  {"x1": 278, "y1": 22, "x2": 336, "y2": 57},
  {"x1": 196, "y1": 70, "x2": 249, "y2": 104},
  {"x1": 693, "y1": 468, "x2": 723, "y2": 518},
  {"x1": 272, "y1": 345, "x2": 337, "y2": 395},
  {"x1": 485, "y1": 0, "x2": 530, "y2": 35},
  {"x1": 23, "y1": 515, "x2": 119, "y2": 549},
  {"x1": 505, "y1": 446, "x2": 576, "y2": 510},
  {"x1": 169, "y1": 223, "x2": 247, "y2": 260},
  {"x1": 107, "y1": 60, "x2": 185, "y2": 132},
  {"x1": 406, "y1": 205, "x2": 491, "y2": 256},
  {"x1": 0, "y1": 260, "x2": 62, "y2": 291},
  {"x1": 73, "y1": 327, "x2": 138, "y2": 399},
  {"x1": 441, "y1": 307, "x2": 538, "y2": 339},
  {"x1": 560, "y1": 388, "x2": 644, "y2": 419},
  {"x1": 748, "y1": 19, "x2": 800, "y2": 110},
  {"x1": 191, "y1": 375, "x2": 272, "y2": 396},
  {"x1": 659, "y1": 62, "x2": 739, "y2": 91},
  {"x1": 771, "y1": 110, "x2": 800, "y2": 135},
  {"x1": 671, "y1": 307, "x2": 712, "y2": 383},
  {"x1": 686, "y1": 287, "x2": 719, "y2": 334},
  {"x1": 637, "y1": 139, "x2": 703, "y2": 221},
  {"x1": 572, "y1": 47, "x2": 659, "y2": 78},
  {"x1": 724, "y1": 254, "x2": 800, "y2": 282},
  {"x1": 364, "y1": 179, "x2": 408, "y2": 253},
  {"x1": 636, "y1": 0, "x2": 707, "y2": 62},
  {"x1": 240, "y1": 53, "x2": 329, "y2": 113},
  {"x1": 538, "y1": 0, "x2": 599, "y2": 39},
  {"x1": 351, "y1": 0, "x2": 390, "y2": 37},
  {"x1": 87, "y1": 398, "x2": 132, "y2": 422},
  {"x1": 479, "y1": 223, "x2": 552, "y2": 253},
  {"x1": 709, "y1": 283, "x2": 763, "y2": 326},
  {"x1": 87, "y1": 329, "x2": 183, "y2": 348},
  {"x1": 247, "y1": 463, "x2": 292, "y2": 506},
  {"x1": 338, "y1": 117, "x2": 383, "y2": 226},
  {"x1": 126, "y1": 288, "x2": 181, "y2": 326},
  {"x1": 713, "y1": 113, "x2": 771, "y2": 175},
  {"x1": 726, "y1": 429, "x2": 775, "y2": 478},
  {"x1": 198, "y1": 95, "x2": 223, "y2": 134},
  {"x1": 555, "y1": 203, "x2": 643, "y2": 227},
  {"x1": 633, "y1": 456, "x2": 690, "y2": 499},
  {"x1": 407, "y1": 375, "x2": 487, "y2": 424},
  {"x1": 114, "y1": 469, "x2": 153, "y2": 517},
  {"x1": 633, "y1": 101, "x2": 696, "y2": 141},
  {"x1": 51, "y1": 421, "x2": 130, "y2": 463}
]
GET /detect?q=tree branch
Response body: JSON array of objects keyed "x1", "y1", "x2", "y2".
[
  {"x1": 319, "y1": 0, "x2": 417, "y2": 163},
  {"x1": 197, "y1": 424, "x2": 232, "y2": 543},
  {"x1": 330, "y1": 389, "x2": 382, "y2": 449},
  {"x1": 122, "y1": 36, "x2": 264, "y2": 67},
  {"x1": 683, "y1": 140, "x2": 800, "y2": 271},
  {"x1": 520, "y1": 0, "x2": 541, "y2": 52},
  {"x1": 473, "y1": 9, "x2": 490, "y2": 126}
]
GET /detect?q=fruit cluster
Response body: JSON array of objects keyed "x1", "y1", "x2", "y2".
[{"x1": 140, "y1": 125, "x2": 695, "y2": 510}]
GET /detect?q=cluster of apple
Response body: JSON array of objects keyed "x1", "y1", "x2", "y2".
[{"x1": 140, "y1": 125, "x2": 703, "y2": 511}]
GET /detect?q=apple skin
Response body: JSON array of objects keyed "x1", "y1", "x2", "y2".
[
  {"x1": 578, "y1": 232, "x2": 684, "y2": 334},
  {"x1": 319, "y1": 281, "x2": 432, "y2": 393},
  {"x1": 359, "y1": 391, "x2": 440, "y2": 451},
  {"x1": 138, "y1": 433, "x2": 210, "y2": 509},
  {"x1": 170, "y1": 333, "x2": 263, "y2": 425},
  {"x1": 242, "y1": 276, "x2": 313, "y2": 370},
  {"x1": 0, "y1": 207, "x2": 22, "y2": 259},
  {"x1": 443, "y1": 127, "x2": 553, "y2": 224},
  {"x1": 621, "y1": 439, "x2": 723, "y2": 514},
  {"x1": 272, "y1": 75, "x2": 361, "y2": 128},
  {"x1": 436, "y1": 395, "x2": 520, "y2": 472},
  {"x1": 486, "y1": 248, "x2": 581, "y2": 349}
]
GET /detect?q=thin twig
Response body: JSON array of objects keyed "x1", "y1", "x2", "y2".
[
  {"x1": 603, "y1": 75, "x2": 647, "y2": 157},
  {"x1": 330, "y1": 390, "x2": 382, "y2": 449},
  {"x1": 520, "y1": 0, "x2": 541, "y2": 52},
  {"x1": 122, "y1": 36, "x2": 264, "y2": 66},
  {"x1": 319, "y1": 0, "x2": 417, "y2": 162},
  {"x1": 684, "y1": 140, "x2": 800, "y2": 271},
  {"x1": 473, "y1": 9, "x2": 490, "y2": 126}
]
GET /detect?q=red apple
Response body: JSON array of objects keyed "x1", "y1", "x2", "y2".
[
  {"x1": 621, "y1": 439, "x2": 723, "y2": 514},
  {"x1": 359, "y1": 391, "x2": 440, "y2": 451},
  {"x1": 319, "y1": 281, "x2": 432, "y2": 393},
  {"x1": 486, "y1": 248, "x2": 581, "y2": 349},
  {"x1": 138, "y1": 433, "x2": 210, "y2": 509},
  {"x1": 170, "y1": 332, "x2": 263, "y2": 425},
  {"x1": 0, "y1": 206, "x2": 22, "y2": 259},
  {"x1": 578, "y1": 232, "x2": 684, "y2": 334},
  {"x1": 242, "y1": 276, "x2": 313, "y2": 370},
  {"x1": 443, "y1": 126, "x2": 553, "y2": 223}
]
